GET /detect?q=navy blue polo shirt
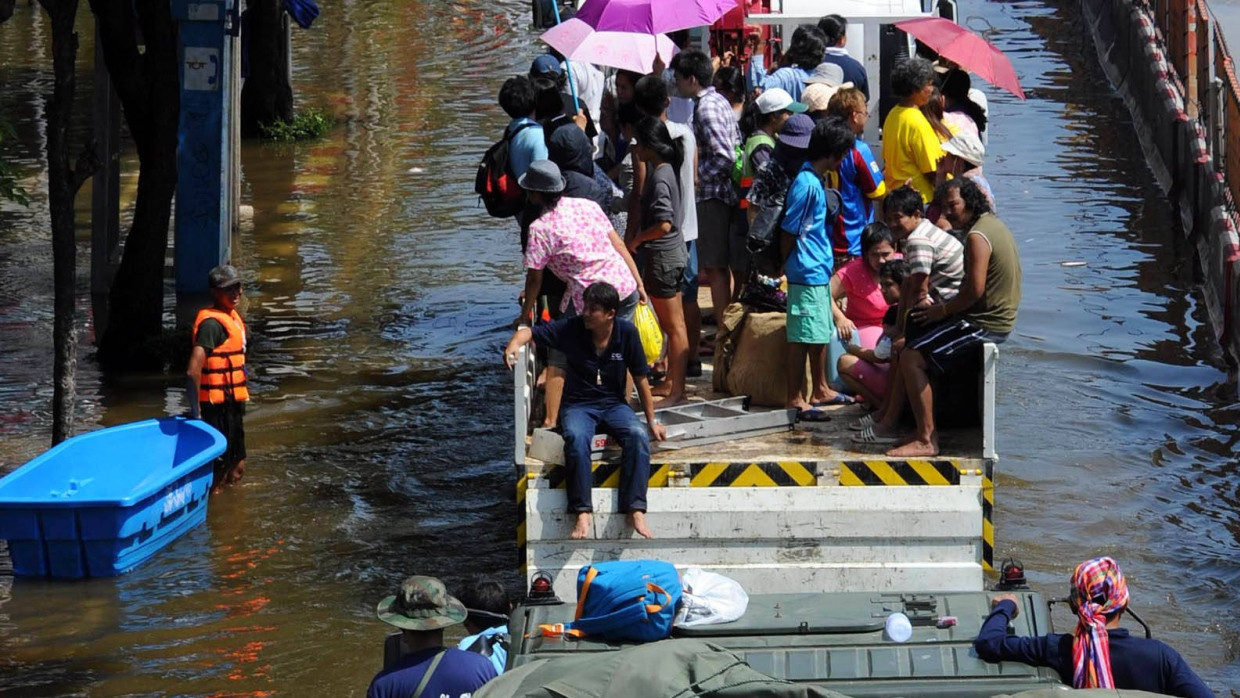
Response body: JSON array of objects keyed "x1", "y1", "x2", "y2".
[
  {"x1": 974, "y1": 600, "x2": 1214, "y2": 698},
  {"x1": 531, "y1": 316, "x2": 648, "y2": 408}
]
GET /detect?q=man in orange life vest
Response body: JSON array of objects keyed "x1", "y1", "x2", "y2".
[{"x1": 187, "y1": 264, "x2": 250, "y2": 493}]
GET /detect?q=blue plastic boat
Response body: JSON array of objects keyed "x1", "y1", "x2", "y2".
[{"x1": 0, "y1": 417, "x2": 226, "y2": 578}]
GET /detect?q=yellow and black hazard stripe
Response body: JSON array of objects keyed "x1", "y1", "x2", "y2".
[
  {"x1": 544, "y1": 461, "x2": 673, "y2": 489},
  {"x1": 982, "y1": 460, "x2": 994, "y2": 571},
  {"x1": 838, "y1": 459, "x2": 964, "y2": 486},
  {"x1": 540, "y1": 460, "x2": 818, "y2": 489},
  {"x1": 684, "y1": 461, "x2": 817, "y2": 487}
]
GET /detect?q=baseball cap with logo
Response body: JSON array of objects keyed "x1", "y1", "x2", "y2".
[
  {"x1": 755, "y1": 87, "x2": 807, "y2": 115},
  {"x1": 376, "y1": 575, "x2": 468, "y2": 631}
]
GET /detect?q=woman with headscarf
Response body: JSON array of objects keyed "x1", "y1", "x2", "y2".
[{"x1": 973, "y1": 557, "x2": 1215, "y2": 697}]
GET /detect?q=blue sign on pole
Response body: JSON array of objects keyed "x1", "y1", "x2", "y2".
[{"x1": 172, "y1": 0, "x2": 236, "y2": 292}]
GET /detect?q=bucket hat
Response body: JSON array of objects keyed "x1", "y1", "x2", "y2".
[
  {"x1": 801, "y1": 82, "x2": 845, "y2": 113},
  {"x1": 941, "y1": 131, "x2": 985, "y2": 167},
  {"x1": 518, "y1": 159, "x2": 567, "y2": 193},
  {"x1": 376, "y1": 575, "x2": 468, "y2": 631},
  {"x1": 778, "y1": 114, "x2": 814, "y2": 149},
  {"x1": 208, "y1": 264, "x2": 242, "y2": 289},
  {"x1": 755, "y1": 87, "x2": 807, "y2": 115},
  {"x1": 803, "y1": 62, "x2": 846, "y2": 86}
]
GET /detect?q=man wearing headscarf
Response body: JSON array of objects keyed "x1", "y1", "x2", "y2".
[{"x1": 973, "y1": 557, "x2": 1214, "y2": 697}]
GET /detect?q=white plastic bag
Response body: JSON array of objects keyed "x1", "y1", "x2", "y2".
[{"x1": 673, "y1": 567, "x2": 749, "y2": 627}]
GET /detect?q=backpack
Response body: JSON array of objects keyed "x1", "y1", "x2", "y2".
[
  {"x1": 746, "y1": 179, "x2": 843, "y2": 277},
  {"x1": 539, "y1": 560, "x2": 682, "y2": 642},
  {"x1": 475, "y1": 122, "x2": 534, "y2": 218}
]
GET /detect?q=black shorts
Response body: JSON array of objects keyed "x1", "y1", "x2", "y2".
[
  {"x1": 200, "y1": 400, "x2": 247, "y2": 481},
  {"x1": 908, "y1": 316, "x2": 1004, "y2": 374},
  {"x1": 642, "y1": 248, "x2": 688, "y2": 299}
]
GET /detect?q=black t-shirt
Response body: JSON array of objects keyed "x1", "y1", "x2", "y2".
[
  {"x1": 530, "y1": 316, "x2": 648, "y2": 407},
  {"x1": 195, "y1": 319, "x2": 228, "y2": 351}
]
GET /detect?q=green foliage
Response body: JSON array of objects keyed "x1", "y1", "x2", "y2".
[
  {"x1": 259, "y1": 107, "x2": 334, "y2": 142},
  {"x1": 0, "y1": 115, "x2": 31, "y2": 207}
]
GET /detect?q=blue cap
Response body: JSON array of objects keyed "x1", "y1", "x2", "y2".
[
  {"x1": 530, "y1": 54, "x2": 562, "y2": 77},
  {"x1": 778, "y1": 113, "x2": 814, "y2": 149}
]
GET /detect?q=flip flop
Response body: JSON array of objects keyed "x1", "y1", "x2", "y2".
[
  {"x1": 852, "y1": 426, "x2": 901, "y2": 444},
  {"x1": 797, "y1": 408, "x2": 831, "y2": 423},
  {"x1": 849, "y1": 414, "x2": 876, "y2": 431},
  {"x1": 812, "y1": 393, "x2": 856, "y2": 406}
]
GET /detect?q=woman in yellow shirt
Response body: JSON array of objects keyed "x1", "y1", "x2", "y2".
[{"x1": 881, "y1": 57, "x2": 943, "y2": 203}]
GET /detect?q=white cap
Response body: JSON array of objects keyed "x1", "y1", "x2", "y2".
[
  {"x1": 885, "y1": 612, "x2": 913, "y2": 643},
  {"x1": 942, "y1": 131, "x2": 985, "y2": 167},
  {"x1": 754, "y1": 88, "x2": 808, "y2": 115}
]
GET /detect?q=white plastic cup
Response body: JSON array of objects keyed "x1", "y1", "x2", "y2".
[{"x1": 885, "y1": 612, "x2": 913, "y2": 643}]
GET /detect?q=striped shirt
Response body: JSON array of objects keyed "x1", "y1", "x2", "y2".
[
  {"x1": 905, "y1": 219, "x2": 964, "y2": 302},
  {"x1": 692, "y1": 87, "x2": 741, "y2": 206}
]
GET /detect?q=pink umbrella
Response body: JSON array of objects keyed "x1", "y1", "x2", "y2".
[
  {"x1": 893, "y1": 17, "x2": 1025, "y2": 100},
  {"x1": 574, "y1": 0, "x2": 739, "y2": 35},
  {"x1": 540, "y1": 18, "x2": 679, "y2": 74}
]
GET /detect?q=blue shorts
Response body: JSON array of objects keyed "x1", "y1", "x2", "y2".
[
  {"x1": 786, "y1": 283, "x2": 835, "y2": 345},
  {"x1": 681, "y1": 240, "x2": 699, "y2": 301}
]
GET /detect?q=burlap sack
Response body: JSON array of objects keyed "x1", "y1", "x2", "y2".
[{"x1": 714, "y1": 303, "x2": 813, "y2": 407}]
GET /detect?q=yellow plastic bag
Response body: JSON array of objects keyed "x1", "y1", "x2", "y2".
[{"x1": 632, "y1": 302, "x2": 664, "y2": 366}]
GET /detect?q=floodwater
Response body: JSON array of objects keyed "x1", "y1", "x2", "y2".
[{"x1": 0, "y1": 0, "x2": 1237, "y2": 694}]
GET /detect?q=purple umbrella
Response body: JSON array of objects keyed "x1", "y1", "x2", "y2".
[{"x1": 574, "y1": 0, "x2": 739, "y2": 35}]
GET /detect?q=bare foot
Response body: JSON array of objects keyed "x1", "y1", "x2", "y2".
[
  {"x1": 570, "y1": 512, "x2": 593, "y2": 539},
  {"x1": 650, "y1": 383, "x2": 673, "y2": 398},
  {"x1": 886, "y1": 438, "x2": 939, "y2": 457},
  {"x1": 227, "y1": 461, "x2": 246, "y2": 485},
  {"x1": 627, "y1": 511, "x2": 653, "y2": 539}
]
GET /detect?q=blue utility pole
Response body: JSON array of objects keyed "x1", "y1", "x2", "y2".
[{"x1": 170, "y1": 0, "x2": 239, "y2": 292}]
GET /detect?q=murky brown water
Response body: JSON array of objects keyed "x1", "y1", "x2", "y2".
[{"x1": 0, "y1": 0, "x2": 1237, "y2": 694}]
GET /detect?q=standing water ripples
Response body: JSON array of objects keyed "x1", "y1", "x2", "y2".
[{"x1": 0, "y1": 0, "x2": 1237, "y2": 694}]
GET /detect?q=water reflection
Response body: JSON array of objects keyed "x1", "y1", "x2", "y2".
[{"x1": 0, "y1": 0, "x2": 1238, "y2": 693}]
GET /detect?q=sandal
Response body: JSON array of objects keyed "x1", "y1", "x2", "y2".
[
  {"x1": 812, "y1": 393, "x2": 856, "y2": 406},
  {"x1": 852, "y1": 425, "x2": 901, "y2": 444},
  {"x1": 849, "y1": 414, "x2": 875, "y2": 431},
  {"x1": 797, "y1": 408, "x2": 831, "y2": 423}
]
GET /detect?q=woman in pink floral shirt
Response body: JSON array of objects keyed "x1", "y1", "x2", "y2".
[{"x1": 518, "y1": 161, "x2": 645, "y2": 326}]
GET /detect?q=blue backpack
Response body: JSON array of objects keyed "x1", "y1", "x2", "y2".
[{"x1": 541, "y1": 560, "x2": 682, "y2": 642}]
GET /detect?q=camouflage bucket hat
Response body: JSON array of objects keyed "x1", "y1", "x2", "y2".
[{"x1": 376, "y1": 576, "x2": 468, "y2": 631}]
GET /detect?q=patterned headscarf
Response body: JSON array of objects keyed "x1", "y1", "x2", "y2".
[{"x1": 1070, "y1": 556, "x2": 1130, "y2": 688}]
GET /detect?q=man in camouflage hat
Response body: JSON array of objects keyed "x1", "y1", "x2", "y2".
[{"x1": 367, "y1": 575, "x2": 498, "y2": 698}]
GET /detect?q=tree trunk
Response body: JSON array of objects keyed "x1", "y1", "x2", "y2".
[
  {"x1": 37, "y1": 0, "x2": 92, "y2": 444},
  {"x1": 90, "y1": 0, "x2": 180, "y2": 371},
  {"x1": 240, "y1": 0, "x2": 293, "y2": 137}
]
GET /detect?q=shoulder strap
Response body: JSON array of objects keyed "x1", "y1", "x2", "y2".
[
  {"x1": 505, "y1": 121, "x2": 535, "y2": 143},
  {"x1": 410, "y1": 650, "x2": 448, "y2": 698}
]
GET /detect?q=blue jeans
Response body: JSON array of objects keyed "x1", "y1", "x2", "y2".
[{"x1": 560, "y1": 402, "x2": 650, "y2": 514}]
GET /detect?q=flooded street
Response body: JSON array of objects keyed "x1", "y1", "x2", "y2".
[{"x1": 0, "y1": 0, "x2": 1237, "y2": 694}]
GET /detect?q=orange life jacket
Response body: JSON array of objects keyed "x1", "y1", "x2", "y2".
[{"x1": 192, "y1": 308, "x2": 249, "y2": 404}]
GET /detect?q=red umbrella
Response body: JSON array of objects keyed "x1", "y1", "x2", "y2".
[{"x1": 893, "y1": 17, "x2": 1025, "y2": 100}]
